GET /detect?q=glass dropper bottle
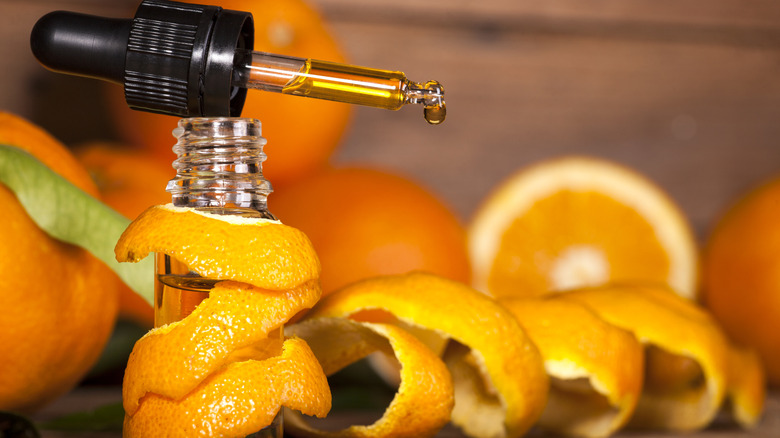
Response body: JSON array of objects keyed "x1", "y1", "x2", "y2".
[
  {"x1": 29, "y1": 0, "x2": 446, "y2": 124},
  {"x1": 156, "y1": 117, "x2": 283, "y2": 437}
]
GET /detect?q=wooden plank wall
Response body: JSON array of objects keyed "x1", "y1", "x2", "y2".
[
  {"x1": 308, "y1": 0, "x2": 780, "y2": 239},
  {"x1": 4, "y1": 0, "x2": 780, "y2": 239}
]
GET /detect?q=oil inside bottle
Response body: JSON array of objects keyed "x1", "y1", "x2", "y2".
[{"x1": 155, "y1": 253, "x2": 283, "y2": 438}]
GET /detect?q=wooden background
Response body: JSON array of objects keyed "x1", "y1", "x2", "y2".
[{"x1": 4, "y1": 0, "x2": 780, "y2": 239}]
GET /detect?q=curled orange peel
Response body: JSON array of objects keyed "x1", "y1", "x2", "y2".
[
  {"x1": 725, "y1": 341, "x2": 766, "y2": 429},
  {"x1": 121, "y1": 280, "x2": 321, "y2": 415},
  {"x1": 556, "y1": 285, "x2": 731, "y2": 432},
  {"x1": 115, "y1": 204, "x2": 320, "y2": 290},
  {"x1": 285, "y1": 317, "x2": 454, "y2": 437},
  {"x1": 115, "y1": 205, "x2": 329, "y2": 436},
  {"x1": 630, "y1": 285, "x2": 766, "y2": 428},
  {"x1": 304, "y1": 272, "x2": 549, "y2": 438},
  {"x1": 500, "y1": 297, "x2": 644, "y2": 438},
  {"x1": 123, "y1": 336, "x2": 331, "y2": 438}
]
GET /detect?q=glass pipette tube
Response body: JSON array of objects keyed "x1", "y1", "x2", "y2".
[{"x1": 232, "y1": 49, "x2": 446, "y2": 125}]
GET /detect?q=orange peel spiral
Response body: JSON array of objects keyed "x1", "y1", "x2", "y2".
[
  {"x1": 115, "y1": 204, "x2": 330, "y2": 436},
  {"x1": 286, "y1": 317, "x2": 454, "y2": 437},
  {"x1": 304, "y1": 272, "x2": 549, "y2": 438},
  {"x1": 500, "y1": 296, "x2": 644, "y2": 438},
  {"x1": 556, "y1": 285, "x2": 732, "y2": 432}
]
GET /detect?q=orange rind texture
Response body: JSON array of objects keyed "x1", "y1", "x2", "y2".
[
  {"x1": 116, "y1": 205, "x2": 330, "y2": 436},
  {"x1": 305, "y1": 272, "x2": 549, "y2": 438},
  {"x1": 122, "y1": 280, "x2": 321, "y2": 415},
  {"x1": 725, "y1": 342, "x2": 766, "y2": 429},
  {"x1": 115, "y1": 204, "x2": 320, "y2": 290},
  {"x1": 0, "y1": 112, "x2": 118, "y2": 413},
  {"x1": 556, "y1": 285, "x2": 731, "y2": 432},
  {"x1": 123, "y1": 336, "x2": 331, "y2": 438},
  {"x1": 500, "y1": 297, "x2": 644, "y2": 437},
  {"x1": 286, "y1": 317, "x2": 454, "y2": 438}
]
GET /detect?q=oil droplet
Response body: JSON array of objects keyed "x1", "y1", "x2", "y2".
[{"x1": 424, "y1": 103, "x2": 446, "y2": 125}]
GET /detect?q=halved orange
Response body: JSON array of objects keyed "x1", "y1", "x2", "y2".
[{"x1": 469, "y1": 156, "x2": 698, "y2": 300}]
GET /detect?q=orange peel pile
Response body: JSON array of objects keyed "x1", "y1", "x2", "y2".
[
  {"x1": 115, "y1": 204, "x2": 765, "y2": 437},
  {"x1": 555, "y1": 284, "x2": 764, "y2": 432},
  {"x1": 500, "y1": 297, "x2": 644, "y2": 437},
  {"x1": 302, "y1": 272, "x2": 549, "y2": 438},
  {"x1": 116, "y1": 205, "x2": 330, "y2": 436}
]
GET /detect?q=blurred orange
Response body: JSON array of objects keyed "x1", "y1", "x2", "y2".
[
  {"x1": 104, "y1": 0, "x2": 352, "y2": 188},
  {"x1": 269, "y1": 166, "x2": 471, "y2": 295},
  {"x1": 702, "y1": 177, "x2": 780, "y2": 385},
  {"x1": 0, "y1": 112, "x2": 119, "y2": 412},
  {"x1": 76, "y1": 143, "x2": 174, "y2": 327}
]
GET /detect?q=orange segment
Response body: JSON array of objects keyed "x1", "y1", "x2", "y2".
[
  {"x1": 123, "y1": 337, "x2": 331, "y2": 438},
  {"x1": 122, "y1": 280, "x2": 321, "y2": 415},
  {"x1": 115, "y1": 204, "x2": 320, "y2": 290},
  {"x1": 500, "y1": 297, "x2": 644, "y2": 437},
  {"x1": 557, "y1": 285, "x2": 729, "y2": 432},
  {"x1": 305, "y1": 272, "x2": 548, "y2": 438},
  {"x1": 286, "y1": 317, "x2": 454, "y2": 437},
  {"x1": 469, "y1": 156, "x2": 698, "y2": 300}
]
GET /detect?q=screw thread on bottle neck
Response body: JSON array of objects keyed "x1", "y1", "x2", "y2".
[{"x1": 166, "y1": 117, "x2": 275, "y2": 219}]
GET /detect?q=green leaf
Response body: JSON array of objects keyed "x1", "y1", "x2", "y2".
[
  {"x1": 37, "y1": 402, "x2": 124, "y2": 432},
  {"x1": 0, "y1": 144, "x2": 153, "y2": 305}
]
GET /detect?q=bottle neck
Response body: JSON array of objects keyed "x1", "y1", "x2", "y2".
[{"x1": 166, "y1": 117, "x2": 275, "y2": 219}]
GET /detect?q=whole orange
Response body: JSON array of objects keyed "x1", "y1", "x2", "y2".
[
  {"x1": 76, "y1": 143, "x2": 174, "y2": 327},
  {"x1": 269, "y1": 166, "x2": 471, "y2": 294},
  {"x1": 104, "y1": 0, "x2": 352, "y2": 188},
  {"x1": 702, "y1": 177, "x2": 780, "y2": 385},
  {"x1": 0, "y1": 113, "x2": 119, "y2": 413}
]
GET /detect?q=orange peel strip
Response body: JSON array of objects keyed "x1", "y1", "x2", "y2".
[
  {"x1": 116, "y1": 205, "x2": 329, "y2": 436},
  {"x1": 557, "y1": 285, "x2": 729, "y2": 432},
  {"x1": 115, "y1": 204, "x2": 320, "y2": 290},
  {"x1": 725, "y1": 341, "x2": 766, "y2": 429},
  {"x1": 304, "y1": 272, "x2": 548, "y2": 438},
  {"x1": 285, "y1": 317, "x2": 454, "y2": 438},
  {"x1": 614, "y1": 285, "x2": 766, "y2": 428},
  {"x1": 122, "y1": 280, "x2": 321, "y2": 415},
  {"x1": 123, "y1": 336, "x2": 331, "y2": 438},
  {"x1": 500, "y1": 297, "x2": 644, "y2": 438}
]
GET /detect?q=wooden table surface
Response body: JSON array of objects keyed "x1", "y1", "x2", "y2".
[{"x1": 32, "y1": 386, "x2": 780, "y2": 437}]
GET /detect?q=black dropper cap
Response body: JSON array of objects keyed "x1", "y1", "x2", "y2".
[{"x1": 30, "y1": 0, "x2": 254, "y2": 117}]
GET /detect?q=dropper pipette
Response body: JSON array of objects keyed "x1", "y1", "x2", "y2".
[
  {"x1": 233, "y1": 50, "x2": 445, "y2": 124},
  {"x1": 29, "y1": 0, "x2": 445, "y2": 124}
]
